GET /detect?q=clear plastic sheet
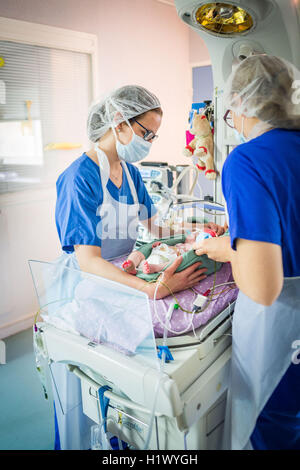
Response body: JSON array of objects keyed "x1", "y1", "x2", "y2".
[{"x1": 29, "y1": 260, "x2": 159, "y2": 365}]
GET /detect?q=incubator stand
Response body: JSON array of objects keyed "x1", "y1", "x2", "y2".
[{"x1": 30, "y1": 260, "x2": 234, "y2": 450}]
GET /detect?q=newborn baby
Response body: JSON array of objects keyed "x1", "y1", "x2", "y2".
[{"x1": 122, "y1": 228, "x2": 216, "y2": 275}]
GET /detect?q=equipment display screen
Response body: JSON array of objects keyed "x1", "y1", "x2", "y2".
[{"x1": 139, "y1": 168, "x2": 161, "y2": 180}]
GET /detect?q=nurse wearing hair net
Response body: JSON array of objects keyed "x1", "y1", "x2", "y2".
[
  {"x1": 193, "y1": 55, "x2": 300, "y2": 450},
  {"x1": 53, "y1": 85, "x2": 220, "y2": 449}
]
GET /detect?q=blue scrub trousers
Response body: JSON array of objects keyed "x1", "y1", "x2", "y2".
[
  {"x1": 54, "y1": 402, "x2": 61, "y2": 450},
  {"x1": 250, "y1": 363, "x2": 300, "y2": 449}
]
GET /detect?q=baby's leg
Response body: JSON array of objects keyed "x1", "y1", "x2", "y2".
[
  {"x1": 141, "y1": 260, "x2": 169, "y2": 274},
  {"x1": 141, "y1": 244, "x2": 178, "y2": 274},
  {"x1": 122, "y1": 250, "x2": 145, "y2": 275}
]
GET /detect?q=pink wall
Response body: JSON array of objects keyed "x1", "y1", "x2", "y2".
[
  {"x1": 0, "y1": 0, "x2": 192, "y2": 338},
  {"x1": 189, "y1": 28, "x2": 211, "y2": 65},
  {"x1": 0, "y1": 1, "x2": 212, "y2": 338},
  {"x1": 0, "y1": 0, "x2": 193, "y2": 165}
]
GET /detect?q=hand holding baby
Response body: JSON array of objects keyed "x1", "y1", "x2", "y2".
[{"x1": 192, "y1": 235, "x2": 232, "y2": 263}]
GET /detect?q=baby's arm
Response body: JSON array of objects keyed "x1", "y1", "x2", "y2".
[{"x1": 184, "y1": 232, "x2": 198, "y2": 244}]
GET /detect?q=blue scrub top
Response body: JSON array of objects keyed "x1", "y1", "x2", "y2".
[
  {"x1": 55, "y1": 153, "x2": 157, "y2": 253},
  {"x1": 222, "y1": 128, "x2": 300, "y2": 277}
]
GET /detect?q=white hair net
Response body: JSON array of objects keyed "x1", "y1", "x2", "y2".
[
  {"x1": 87, "y1": 85, "x2": 161, "y2": 142},
  {"x1": 224, "y1": 55, "x2": 300, "y2": 134}
]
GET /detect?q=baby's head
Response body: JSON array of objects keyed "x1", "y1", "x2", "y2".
[
  {"x1": 195, "y1": 229, "x2": 216, "y2": 242},
  {"x1": 185, "y1": 229, "x2": 216, "y2": 244}
]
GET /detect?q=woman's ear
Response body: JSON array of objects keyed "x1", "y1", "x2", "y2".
[
  {"x1": 115, "y1": 123, "x2": 123, "y2": 133},
  {"x1": 113, "y1": 111, "x2": 125, "y2": 128}
]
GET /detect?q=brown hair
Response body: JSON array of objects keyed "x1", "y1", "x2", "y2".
[{"x1": 128, "y1": 107, "x2": 163, "y2": 124}]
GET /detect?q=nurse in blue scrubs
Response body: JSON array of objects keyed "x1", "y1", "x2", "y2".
[
  {"x1": 192, "y1": 55, "x2": 300, "y2": 450},
  {"x1": 53, "y1": 85, "x2": 219, "y2": 449},
  {"x1": 55, "y1": 85, "x2": 217, "y2": 300}
]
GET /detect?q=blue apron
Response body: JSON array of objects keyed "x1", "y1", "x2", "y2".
[{"x1": 51, "y1": 148, "x2": 140, "y2": 449}]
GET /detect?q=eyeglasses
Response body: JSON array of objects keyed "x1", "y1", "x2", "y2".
[
  {"x1": 223, "y1": 109, "x2": 235, "y2": 128},
  {"x1": 133, "y1": 119, "x2": 158, "y2": 141}
]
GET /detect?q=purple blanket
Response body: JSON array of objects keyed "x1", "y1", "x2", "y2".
[
  {"x1": 45, "y1": 255, "x2": 238, "y2": 354},
  {"x1": 111, "y1": 256, "x2": 238, "y2": 338}
]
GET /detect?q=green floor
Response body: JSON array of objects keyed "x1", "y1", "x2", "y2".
[{"x1": 0, "y1": 328, "x2": 55, "y2": 450}]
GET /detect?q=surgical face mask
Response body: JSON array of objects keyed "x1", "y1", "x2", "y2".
[
  {"x1": 115, "y1": 123, "x2": 151, "y2": 163},
  {"x1": 233, "y1": 116, "x2": 247, "y2": 144}
]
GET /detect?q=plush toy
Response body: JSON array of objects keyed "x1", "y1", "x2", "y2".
[{"x1": 183, "y1": 113, "x2": 217, "y2": 180}]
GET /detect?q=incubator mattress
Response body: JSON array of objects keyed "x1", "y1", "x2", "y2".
[{"x1": 111, "y1": 255, "x2": 238, "y2": 338}]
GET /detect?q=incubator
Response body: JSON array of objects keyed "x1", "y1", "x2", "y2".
[{"x1": 29, "y1": 258, "x2": 237, "y2": 450}]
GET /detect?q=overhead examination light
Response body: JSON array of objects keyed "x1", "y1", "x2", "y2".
[{"x1": 195, "y1": 2, "x2": 254, "y2": 36}]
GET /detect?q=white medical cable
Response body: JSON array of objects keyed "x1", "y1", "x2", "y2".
[
  {"x1": 142, "y1": 368, "x2": 165, "y2": 450},
  {"x1": 143, "y1": 272, "x2": 167, "y2": 450},
  {"x1": 143, "y1": 275, "x2": 237, "y2": 449},
  {"x1": 143, "y1": 272, "x2": 184, "y2": 450},
  {"x1": 206, "y1": 281, "x2": 236, "y2": 290},
  {"x1": 143, "y1": 275, "x2": 169, "y2": 451},
  {"x1": 191, "y1": 321, "x2": 197, "y2": 339},
  {"x1": 92, "y1": 416, "x2": 123, "y2": 450},
  {"x1": 170, "y1": 165, "x2": 200, "y2": 198},
  {"x1": 195, "y1": 179, "x2": 203, "y2": 200},
  {"x1": 189, "y1": 166, "x2": 201, "y2": 196},
  {"x1": 171, "y1": 166, "x2": 191, "y2": 193},
  {"x1": 191, "y1": 280, "x2": 236, "y2": 295},
  {"x1": 227, "y1": 300, "x2": 234, "y2": 325},
  {"x1": 184, "y1": 431, "x2": 189, "y2": 450},
  {"x1": 152, "y1": 272, "x2": 199, "y2": 337},
  {"x1": 163, "y1": 300, "x2": 177, "y2": 342},
  {"x1": 143, "y1": 276, "x2": 237, "y2": 449},
  {"x1": 153, "y1": 275, "x2": 237, "y2": 337},
  {"x1": 171, "y1": 197, "x2": 225, "y2": 217}
]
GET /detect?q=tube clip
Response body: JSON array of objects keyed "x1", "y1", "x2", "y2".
[{"x1": 157, "y1": 345, "x2": 174, "y2": 363}]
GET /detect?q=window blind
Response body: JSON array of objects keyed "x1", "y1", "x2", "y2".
[{"x1": 0, "y1": 40, "x2": 92, "y2": 193}]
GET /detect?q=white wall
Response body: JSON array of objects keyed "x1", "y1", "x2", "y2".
[
  {"x1": 0, "y1": 0, "x2": 210, "y2": 338},
  {"x1": 0, "y1": 189, "x2": 59, "y2": 338}
]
